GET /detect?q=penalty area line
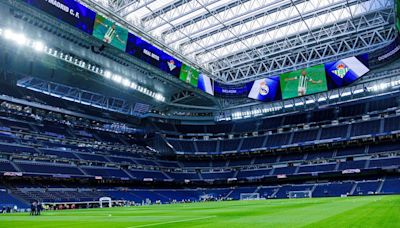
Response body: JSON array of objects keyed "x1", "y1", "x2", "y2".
[{"x1": 127, "y1": 215, "x2": 217, "y2": 228}]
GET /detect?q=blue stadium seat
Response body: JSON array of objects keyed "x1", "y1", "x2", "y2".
[
  {"x1": 0, "y1": 160, "x2": 18, "y2": 172},
  {"x1": 336, "y1": 147, "x2": 365, "y2": 157},
  {"x1": 292, "y1": 129, "x2": 318, "y2": 143},
  {"x1": 220, "y1": 139, "x2": 241, "y2": 152},
  {"x1": 201, "y1": 171, "x2": 234, "y2": 180},
  {"x1": 380, "y1": 178, "x2": 400, "y2": 194},
  {"x1": 273, "y1": 166, "x2": 297, "y2": 175},
  {"x1": 353, "y1": 181, "x2": 380, "y2": 195},
  {"x1": 383, "y1": 116, "x2": 400, "y2": 132},
  {"x1": 298, "y1": 163, "x2": 336, "y2": 173},
  {"x1": 237, "y1": 169, "x2": 271, "y2": 178},
  {"x1": 82, "y1": 166, "x2": 130, "y2": 179},
  {"x1": 196, "y1": 140, "x2": 218, "y2": 153},
  {"x1": 338, "y1": 160, "x2": 366, "y2": 170},
  {"x1": 265, "y1": 133, "x2": 290, "y2": 148},
  {"x1": 368, "y1": 142, "x2": 400, "y2": 154},
  {"x1": 240, "y1": 136, "x2": 266, "y2": 151},
  {"x1": 351, "y1": 120, "x2": 381, "y2": 136},
  {"x1": 16, "y1": 161, "x2": 84, "y2": 176},
  {"x1": 320, "y1": 125, "x2": 348, "y2": 140},
  {"x1": 312, "y1": 182, "x2": 354, "y2": 197},
  {"x1": 368, "y1": 157, "x2": 400, "y2": 168}
]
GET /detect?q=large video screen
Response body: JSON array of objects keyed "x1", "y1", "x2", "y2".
[
  {"x1": 24, "y1": 0, "x2": 96, "y2": 34},
  {"x1": 214, "y1": 82, "x2": 250, "y2": 97},
  {"x1": 280, "y1": 64, "x2": 328, "y2": 99},
  {"x1": 93, "y1": 14, "x2": 128, "y2": 51},
  {"x1": 179, "y1": 64, "x2": 199, "y2": 87},
  {"x1": 198, "y1": 74, "x2": 214, "y2": 96},
  {"x1": 126, "y1": 33, "x2": 182, "y2": 77},
  {"x1": 325, "y1": 54, "x2": 369, "y2": 89},
  {"x1": 247, "y1": 76, "x2": 281, "y2": 102}
]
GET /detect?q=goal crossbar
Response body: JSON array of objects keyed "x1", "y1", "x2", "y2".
[{"x1": 240, "y1": 193, "x2": 260, "y2": 200}]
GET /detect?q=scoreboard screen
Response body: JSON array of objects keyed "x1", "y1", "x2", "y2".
[
  {"x1": 247, "y1": 76, "x2": 281, "y2": 102},
  {"x1": 93, "y1": 14, "x2": 128, "y2": 52},
  {"x1": 179, "y1": 64, "x2": 199, "y2": 87},
  {"x1": 126, "y1": 33, "x2": 182, "y2": 77},
  {"x1": 25, "y1": 0, "x2": 96, "y2": 34},
  {"x1": 280, "y1": 64, "x2": 328, "y2": 100}
]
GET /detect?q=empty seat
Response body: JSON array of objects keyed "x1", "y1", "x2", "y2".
[
  {"x1": 351, "y1": 120, "x2": 381, "y2": 136},
  {"x1": 196, "y1": 140, "x2": 218, "y2": 153},
  {"x1": 234, "y1": 120, "x2": 258, "y2": 133},
  {"x1": 201, "y1": 171, "x2": 234, "y2": 180},
  {"x1": 265, "y1": 133, "x2": 290, "y2": 148},
  {"x1": 237, "y1": 169, "x2": 271, "y2": 178},
  {"x1": 220, "y1": 139, "x2": 240, "y2": 152},
  {"x1": 16, "y1": 162, "x2": 84, "y2": 176},
  {"x1": 82, "y1": 167, "x2": 130, "y2": 179},
  {"x1": 229, "y1": 159, "x2": 251, "y2": 167},
  {"x1": 369, "y1": 157, "x2": 400, "y2": 168},
  {"x1": 336, "y1": 147, "x2": 365, "y2": 157},
  {"x1": 353, "y1": 181, "x2": 380, "y2": 195},
  {"x1": 0, "y1": 160, "x2": 17, "y2": 172},
  {"x1": 380, "y1": 178, "x2": 400, "y2": 194},
  {"x1": 273, "y1": 166, "x2": 297, "y2": 175},
  {"x1": 298, "y1": 163, "x2": 336, "y2": 173},
  {"x1": 384, "y1": 116, "x2": 400, "y2": 132},
  {"x1": 368, "y1": 142, "x2": 400, "y2": 154},
  {"x1": 292, "y1": 129, "x2": 318, "y2": 143},
  {"x1": 338, "y1": 160, "x2": 366, "y2": 170},
  {"x1": 320, "y1": 125, "x2": 348, "y2": 140},
  {"x1": 240, "y1": 136, "x2": 266, "y2": 151}
]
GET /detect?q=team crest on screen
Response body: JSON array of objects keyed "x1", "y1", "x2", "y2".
[
  {"x1": 332, "y1": 63, "x2": 349, "y2": 79},
  {"x1": 167, "y1": 60, "x2": 176, "y2": 71},
  {"x1": 259, "y1": 81, "x2": 269, "y2": 96}
]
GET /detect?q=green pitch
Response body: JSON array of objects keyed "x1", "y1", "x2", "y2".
[{"x1": 1, "y1": 195, "x2": 399, "y2": 228}]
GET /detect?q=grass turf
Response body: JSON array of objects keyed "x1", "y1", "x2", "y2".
[{"x1": 1, "y1": 195, "x2": 399, "y2": 228}]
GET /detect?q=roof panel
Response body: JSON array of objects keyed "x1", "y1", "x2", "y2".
[{"x1": 82, "y1": 0, "x2": 394, "y2": 83}]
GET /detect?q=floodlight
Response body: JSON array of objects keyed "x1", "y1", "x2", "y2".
[
  {"x1": 14, "y1": 33, "x2": 28, "y2": 46},
  {"x1": 130, "y1": 82, "x2": 137, "y2": 89},
  {"x1": 3, "y1": 29, "x2": 14, "y2": 39},
  {"x1": 122, "y1": 78, "x2": 131, "y2": 87},
  {"x1": 33, "y1": 41, "x2": 45, "y2": 52},
  {"x1": 112, "y1": 75, "x2": 122, "y2": 83},
  {"x1": 104, "y1": 71, "x2": 112, "y2": 79}
]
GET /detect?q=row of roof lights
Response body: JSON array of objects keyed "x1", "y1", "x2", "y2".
[{"x1": 0, "y1": 28, "x2": 166, "y2": 102}]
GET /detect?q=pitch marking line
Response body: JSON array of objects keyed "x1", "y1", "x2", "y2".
[{"x1": 127, "y1": 215, "x2": 217, "y2": 228}]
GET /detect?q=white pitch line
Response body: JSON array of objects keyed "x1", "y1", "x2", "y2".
[{"x1": 127, "y1": 215, "x2": 217, "y2": 228}]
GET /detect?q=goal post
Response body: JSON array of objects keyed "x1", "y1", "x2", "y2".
[
  {"x1": 240, "y1": 193, "x2": 260, "y2": 200},
  {"x1": 99, "y1": 197, "x2": 112, "y2": 208},
  {"x1": 288, "y1": 191, "x2": 312, "y2": 199}
]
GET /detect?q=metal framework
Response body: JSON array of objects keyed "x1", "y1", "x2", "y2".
[
  {"x1": 17, "y1": 77, "x2": 149, "y2": 117},
  {"x1": 171, "y1": 90, "x2": 194, "y2": 103},
  {"x1": 83, "y1": 0, "x2": 395, "y2": 83}
]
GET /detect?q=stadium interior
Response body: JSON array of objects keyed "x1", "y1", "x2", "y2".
[{"x1": 1, "y1": 0, "x2": 400, "y2": 226}]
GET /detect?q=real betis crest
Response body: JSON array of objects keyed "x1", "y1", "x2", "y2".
[
  {"x1": 167, "y1": 59, "x2": 176, "y2": 71},
  {"x1": 332, "y1": 63, "x2": 349, "y2": 79}
]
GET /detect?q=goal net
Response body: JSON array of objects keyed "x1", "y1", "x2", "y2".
[
  {"x1": 288, "y1": 191, "x2": 312, "y2": 199},
  {"x1": 240, "y1": 193, "x2": 260, "y2": 200}
]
